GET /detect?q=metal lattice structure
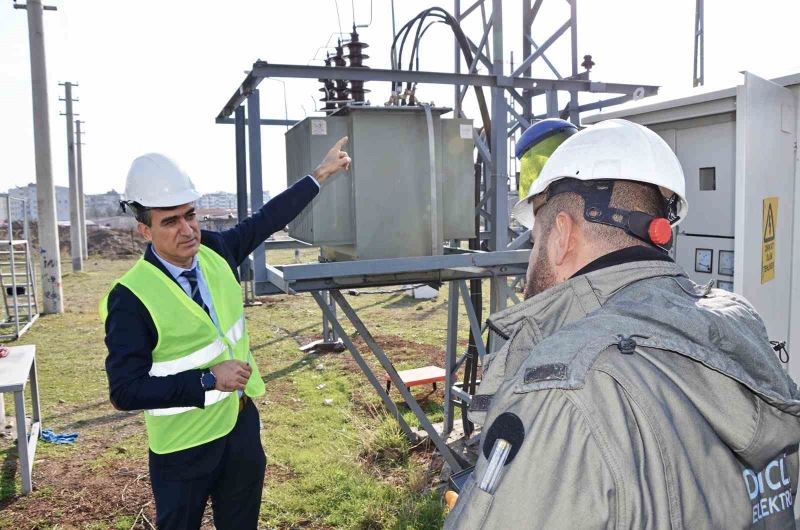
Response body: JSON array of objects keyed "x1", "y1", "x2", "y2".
[
  {"x1": 215, "y1": 0, "x2": 659, "y2": 470},
  {"x1": 693, "y1": 0, "x2": 704, "y2": 87}
]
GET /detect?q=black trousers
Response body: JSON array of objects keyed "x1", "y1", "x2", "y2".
[{"x1": 149, "y1": 398, "x2": 266, "y2": 530}]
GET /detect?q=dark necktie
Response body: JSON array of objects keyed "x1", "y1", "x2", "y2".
[{"x1": 180, "y1": 269, "x2": 210, "y2": 316}]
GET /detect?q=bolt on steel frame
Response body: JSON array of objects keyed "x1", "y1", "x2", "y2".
[{"x1": 215, "y1": 0, "x2": 658, "y2": 471}]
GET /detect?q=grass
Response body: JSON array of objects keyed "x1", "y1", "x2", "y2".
[{"x1": 0, "y1": 247, "x2": 489, "y2": 528}]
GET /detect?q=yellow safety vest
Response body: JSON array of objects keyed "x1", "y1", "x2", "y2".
[{"x1": 100, "y1": 245, "x2": 265, "y2": 454}]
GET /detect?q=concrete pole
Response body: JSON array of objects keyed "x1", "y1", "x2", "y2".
[
  {"x1": 75, "y1": 120, "x2": 87, "y2": 258},
  {"x1": 61, "y1": 82, "x2": 82, "y2": 271},
  {"x1": 25, "y1": 0, "x2": 63, "y2": 313}
]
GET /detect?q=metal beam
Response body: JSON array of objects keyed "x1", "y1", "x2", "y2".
[
  {"x1": 506, "y1": 101, "x2": 530, "y2": 131},
  {"x1": 217, "y1": 62, "x2": 660, "y2": 119},
  {"x1": 310, "y1": 291, "x2": 418, "y2": 443},
  {"x1": 525, "y1": 34, "x2": 563, "y2": 79},
  {"x1": 216, "y1": 117, "x2": 300, "y2": 126},
  {"x1": 568, "y1": 0, "x2": 580, "y2": 124},
  {"x1": 444, "y1": 281, "x2": 459, "y2": 435},
  {"x1": 459, "y1": 0, "x2": 486, "y2": 20},
  {"x1": 279, "y1": 250, "x2": 530, "y2": 282},
  {"x1": 575, "y1": 94, "x2": 634, "y2": 113},
  {"x1": 693, "y1": 0, "x2": 704, "y2": 87},
  {"x1": 457, "y1": 281, "x2": 488, "y2": 360},
  {"x1": 331, "y1": 290, "x2": 463, "y2": 471},
  {"x1": 490, "y1": 0, "x2": 509, "y2": 313},
  {"x1": 465, "y1": 38, "x2": 494, "y2": 71},
  {"x1": 457, "y1": 13, "x2": 494, "y2": 107},
  {"x1": 247, "y1": 91, "x2": 267, "y2": 283},
  {"x1": 512, "y1": 19, "x2": 571, "y2": 78}
]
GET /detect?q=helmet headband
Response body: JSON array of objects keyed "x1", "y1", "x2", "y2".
[{"x1": 544, "y1": 178, "x2": 675, "y2": 251}]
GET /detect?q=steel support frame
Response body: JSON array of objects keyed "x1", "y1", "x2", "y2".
[
  {"x1": 246, "y1": 90, "x2": 267, "y2": 283},
  {"x1": 319, "y1": 290, "x2": 465, "y2": 471},
  {"x1": 693, "y1": 0, "x2": 704, "y2": 87},
  {"x1": 215, "y1": 0, "x2": 659, "y2": 455}
]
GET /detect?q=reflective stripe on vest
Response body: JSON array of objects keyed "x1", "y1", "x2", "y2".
[
  {"x1": 148, "y1": 316, "x2": 245, "y2": 377},
  {"x1": 100, "y1": 245, "x2": 266, "y2": 454},
  {"x1": 148, "y1": 389, "x2": 232, "y2": 416}
]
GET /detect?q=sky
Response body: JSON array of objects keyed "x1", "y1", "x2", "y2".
[{"x1": 2, "y1": 0, "x2": 800, "y2": 197}]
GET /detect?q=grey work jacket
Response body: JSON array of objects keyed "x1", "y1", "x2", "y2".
[{"x1": 446, "y1": 260, "x2": 800, "y2": 529}]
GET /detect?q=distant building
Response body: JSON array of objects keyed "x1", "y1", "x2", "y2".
[
  {"x1": 86, "y1": 189, "x2": 123, "y2": 218},
  {"x1": 196, "y1": 191, "x2": 271, "y2": 211},
  {"x1": 7, "y1": 183, "x2": 70, "y2": 222},
  {"x1": 197, "y1": 191, "x2": 237, "y2": 210}
]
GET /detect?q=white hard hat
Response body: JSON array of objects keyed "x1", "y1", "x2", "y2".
[
  {"x1": 123, "y1": 153, "x2": 201, "y2": 208},
  {"x1": 511, "y1": 119, "x2": 688, "y2": 229}
]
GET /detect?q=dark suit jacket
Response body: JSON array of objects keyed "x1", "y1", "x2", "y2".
[{"x1": 103, "y1": 175, "x2": 318, "y2": 474}]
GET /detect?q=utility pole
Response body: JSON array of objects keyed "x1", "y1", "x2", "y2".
[
  {"x1": 75, "y1": 120, "x2": 87, "y2": 259},
  {"x1": 15, "y1": 0, "x2": 63, "y2": 313},
  {"x1": 59, "y1": 82, "x2": 82, "y2": 272}
]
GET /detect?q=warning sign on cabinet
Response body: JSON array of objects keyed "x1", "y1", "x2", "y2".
[{"x1": 761, "y1": 197, "x2": 778, "y2": 284}]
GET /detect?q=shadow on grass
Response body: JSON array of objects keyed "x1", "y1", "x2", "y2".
[
  {"x1": 383, "y1": 294, "x2": 427, "y2": 309},
  {"x1": 45, "y1": 398, "x2": 108, "y2": 422},
  {"x1": 249, "y1": 297, "x2": 391, "y2": 352},
  {"x1": 0, "y1": 445, "x2": 19, "y2": 504},
  {"x1": 261, "y1": 352, "x2": 322, "y2": 385},
  {"x1": 62, "y1": 410, "x2": 140, "y2": 431}
]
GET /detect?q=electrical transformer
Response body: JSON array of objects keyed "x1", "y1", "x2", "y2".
[{"x1": 285, "y1": 106, "x2": 476, "y2": 261}]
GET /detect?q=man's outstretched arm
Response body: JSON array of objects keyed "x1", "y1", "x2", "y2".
[{"x1": 221, "y1": 136, "x2": 351, "y2": 265}]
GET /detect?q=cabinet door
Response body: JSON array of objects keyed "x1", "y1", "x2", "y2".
[{"x1": 734, "y1": 72, "x2": 797, "y2": 375}]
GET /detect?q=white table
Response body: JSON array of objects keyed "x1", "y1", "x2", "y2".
[{"x1": 0, "y1": 344, "x2": 41, "y2": 494}]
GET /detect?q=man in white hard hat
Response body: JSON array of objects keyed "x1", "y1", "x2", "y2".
[
  {"x1": 100, "y1": 138, "x2": 350, "y2": 530},
  {"x1": 445, "y1": 119, "x2": 800, "y2": 528}
]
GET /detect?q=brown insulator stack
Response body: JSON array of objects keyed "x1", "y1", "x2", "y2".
[
  {"x1": 318, "y1": 55, "x2": 337, "y2": 112},
  {"x1": 332, "y1": 40, "x2": 350, "y2": 108},
  {"x1": 344, "y1": 25, "x2": 369, "y2": 103}
]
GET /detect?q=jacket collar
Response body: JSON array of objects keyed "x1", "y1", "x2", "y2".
[
  {"x1": 489, "y1": 259, "x2": 687, "y2": 338},
  {"x1": 143, "y1": 243, "x2": 183, "y2": 289}
]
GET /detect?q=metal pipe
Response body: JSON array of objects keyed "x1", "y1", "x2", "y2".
[{"x1": 24, "y1": 0, "x2": 63, "y2": 313}]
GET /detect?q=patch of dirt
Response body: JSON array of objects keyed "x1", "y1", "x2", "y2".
[
  {"x1": 0, "y1": 414, "x2": 158, "y2": 529},
  {"x1": 263, "y1": 378, "x2": 305, "y2": 410},
  {"x1": 11, "y1": 221, "x2": 147, "y2": 259}
]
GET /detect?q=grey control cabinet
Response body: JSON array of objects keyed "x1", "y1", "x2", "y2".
[{"x1": 285, "y1": 106, "x2": 476, "y2": 260}]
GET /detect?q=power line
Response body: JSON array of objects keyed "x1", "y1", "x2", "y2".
[{"x1": 333, "y1": 0, "x2": 343, "y2": 37}]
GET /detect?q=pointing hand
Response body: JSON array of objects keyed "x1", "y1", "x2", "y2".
[{"x1": 312, "y1": 136, "x2": 351, "y2": 184}]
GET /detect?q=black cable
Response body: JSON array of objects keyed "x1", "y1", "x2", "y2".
[
  {"x1": 771, "y1": 340, "x2": 790, "y2": 364},
  {"x1": 390, "y1": 7, "x2": 492, "y2": 139}
]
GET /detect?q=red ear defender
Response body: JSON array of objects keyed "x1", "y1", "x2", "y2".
[{"x1": 648, "y1": 218, "x2": 672, "y2": 246}]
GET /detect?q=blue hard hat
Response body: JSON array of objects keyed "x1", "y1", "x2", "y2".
[{"x1": 515, "y1": 118, "x2": 578, "y2": 159}]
